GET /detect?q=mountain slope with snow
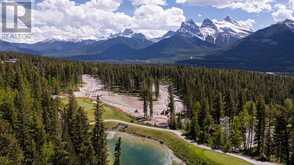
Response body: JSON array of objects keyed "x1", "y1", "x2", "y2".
[
  {"x1": 162, "y1": 16, "x2": 253, "y2": 47},
  {"x1": 179, "y1": 19, "x2": 294, "y2": 72},
  {"x1": 0, "y1": 29, "x2": 153, "y2": 57}
]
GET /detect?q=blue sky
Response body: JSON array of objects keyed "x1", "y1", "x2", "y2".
[{"x1": 13, "y1": 0, "x2": 294, "y2": 42}]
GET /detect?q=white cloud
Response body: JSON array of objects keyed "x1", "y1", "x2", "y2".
[
  {"x1": 132, "y1": 0, "x2": 166, "y2": 6},
  {"x1": 31, "y1": 0, "x2": 132, "y2": 42},
  {"x1": 13, "y1": 0, "x2": 185, "y2": 42},
  {"x1": 176, "y1": 0, "x2": 274, "y2": 13},
  {"x1": 219, "y1": 0, "x2": 273, "y2": 13},
  {"x1": 176, "y1": 0, "x2": 235, "y2": 6},
  {"x1": 176, "y1": 0, "x2": 187, "y2": 3},
  {"x1": 289, "y1": 0, "x2": 294, "y2": 9},
  {"x1": 272, "y1": 3, "x2": 294, "y2": 22},
  {"x1": 133, "y1": 5, "x2": 185, "y2": 38}
]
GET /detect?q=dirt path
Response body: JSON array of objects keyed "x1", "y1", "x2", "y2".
[{"x1": 102, "y1": 120, "x2": 277, "y2": 165}]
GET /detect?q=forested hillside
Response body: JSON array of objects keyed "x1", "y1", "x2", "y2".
[
  {"x1": 1, "y1": 53, "x2": 294, "y2": 164},
  {"x1": 0, "y1": 53, "x2": 108, "y2": 165}
]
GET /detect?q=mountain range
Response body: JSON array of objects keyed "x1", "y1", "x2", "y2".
[
  {"x1": 0, "y1": 17, "x2": 294, "y2": 71},
  {"x1": 70, "y1": 16, "x2": 253, "y2": 61},
  {"x1": 0, "y1": 17, "x2": 251, "y2": 58},
  {"x1": 179, "y1": 19, "x2": 294, "y2": 72}
]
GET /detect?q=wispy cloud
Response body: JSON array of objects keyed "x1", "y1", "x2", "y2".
[{"x1": 176, "y1": 0, "x2": 274, "y2": 13}]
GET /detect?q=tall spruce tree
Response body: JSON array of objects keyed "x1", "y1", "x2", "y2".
[
  {"x1": 191, "y1": 101, "x2": 201, "y2": 141},
  {"x1": 216, "y1": 92, "x2": 225, "y2": 124},
  {"x1": 92, "y1": 95, "x2": 108, "y2": 165},
  {"x1": 143, "y1": 89, "x2": 148, "y2": 119},
  {"x1": 248, "y1": 101, "x2": 256, "y2": 152},
  {"x1": 114, "y1": 137, "x2": 122, "y2": 165},
  {"x1": 168, "y1": 86, "x2": 176, "y2": 129},
  {"x1": 149, "y1": 93, "x2": 153, "y2": 119},
  {"x1": 255, "y1": 96, "x2": 266, "y2": 157},
  {"x1": 154, "y1": 78, "x2": 160, "y2": 99}
]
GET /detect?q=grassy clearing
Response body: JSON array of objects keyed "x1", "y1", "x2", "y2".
[
  {"x1": 60, "y1": 97, "x2": 135, "y2": 123},
  {"x1": 105, "y1": 121, "x2": 251, "y2": 165}
]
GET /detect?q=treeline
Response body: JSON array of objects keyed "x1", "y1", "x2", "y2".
[
  {"x1": 0, "y1": 53, "x2": 108, "y2": 165},
  {"x1": 86, "y1": 63, "x2": 294, "y2": 164}
]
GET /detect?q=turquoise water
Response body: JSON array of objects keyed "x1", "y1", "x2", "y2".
[{"x1": 107, "y1": 132, "x2": 174, "y2": 165}]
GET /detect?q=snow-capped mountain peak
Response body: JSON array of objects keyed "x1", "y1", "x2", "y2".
[
  {"x1": 283, "y1": 19, "x2": 294, "y2": 32},
  {"x1": 110, "y1": 29, "x2": 148, "y2": 41},
  {"x1": 201, "y1": 18, "x2": 217, "y2": 30},
  {"x1": 158, "y1": 17, "x2": 253, "y2": 46},
  {"x1": 215, "y1": 17, "x2": 252, "y2": 36},
  {"x1": 111, "y1": 28, "x2": 135, "y2": 38},
  {"x1": 184, "y1": 19, "x2": 197, "y2": 26},
  {"x1": 39, "y1": 38, "x2": 84, "y2": 43},
  {"x1": 178, "y1": 19, "x2": 198, "y2": 31},
  {"x1": 152, "y1": 31, "x2": 176, "y2": 42},
  {"x1": 197, "y1": 17, "x2": 253, "y2": 46},
  {"x1": 224, "y1": 16, "x2": 238, "y2": 24},
  {"x1": 177, "y1": 19, "x2": 202, "y2": 38},
  {"x1": 120, "y1": 29, "x2": 135, "y2": 37}
]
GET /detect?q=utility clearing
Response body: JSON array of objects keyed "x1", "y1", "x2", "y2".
[{"x1": 74, "y1": 74, "x2": 184, "y2": 126}]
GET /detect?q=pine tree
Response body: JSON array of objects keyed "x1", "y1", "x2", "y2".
[
  {"x1": 212, "y1": 125, "x2": 224, "y2": 149},
  {"x1": 0, "y1": 133, "x2": 24, "y2": 164},
  {"x1": 191, "y1": 101, "x2": 201, "y2": 141},
  {"x1": 14, "y1": 74, "x2": 37, "y2": 164},
  {"x1": 239, "y1": 102, "x2": 251, "y2": 151},
  {"x1": 0, "y1": 95, "x2": 17, "y2": 130},
  {"x1": 114, "y1": 137, "x2": 122, "y2": 165},
  {"x1": 224, "y1": 91, "x2": 236, "y2": 119},
  {"x1": 177, "y1": 113, "x2": 183, "y2": 130},
  {"x1": 274, "y1": 99, "x2": 293, "y2": 164},
  {"x1": 92, "y1": 96, "x2": 108, "y2": 165},
  {"x1": 77, "y1": 107, "x2": 94, "y2": 164},
  {"x1": 216, "y1": 92, "x2": 225, "y2": 124},
  {"x1": 143, "y1": 89, "x2": 148, "y2": 119},
  {"x1": 255, "y1": 96, "x2": 266, "y2": 157},
  {"x1": 42, "y1": 90, "x2": 59, "y2": 138},
  {"x1": 66, "y1": 94, "x2": 94, "y2": 164},
  {"x1": 154, "y1": 78, "x2": 160, "y2": 99},
  {"x1": 168, "y1": 86, "x2": 176, "y2": 129},
  {"x1": 204, "y1": 108, "x2": 213, "y2": 145},
  {"x1": 247, "y1": 101, "x2": 256, "y2": 153},
  {"x1": 231, "y1": 117, "x2": 242, "y2": 151},
  {"x1": 199, "y1": 99, "x2": 213, "y2": 144},
  {"x1": 264, "y1": 103, "x2": 275, "y2": 160},
  {"x1": 149, "y1": 93, "x2": 153, "y2": 119}
]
